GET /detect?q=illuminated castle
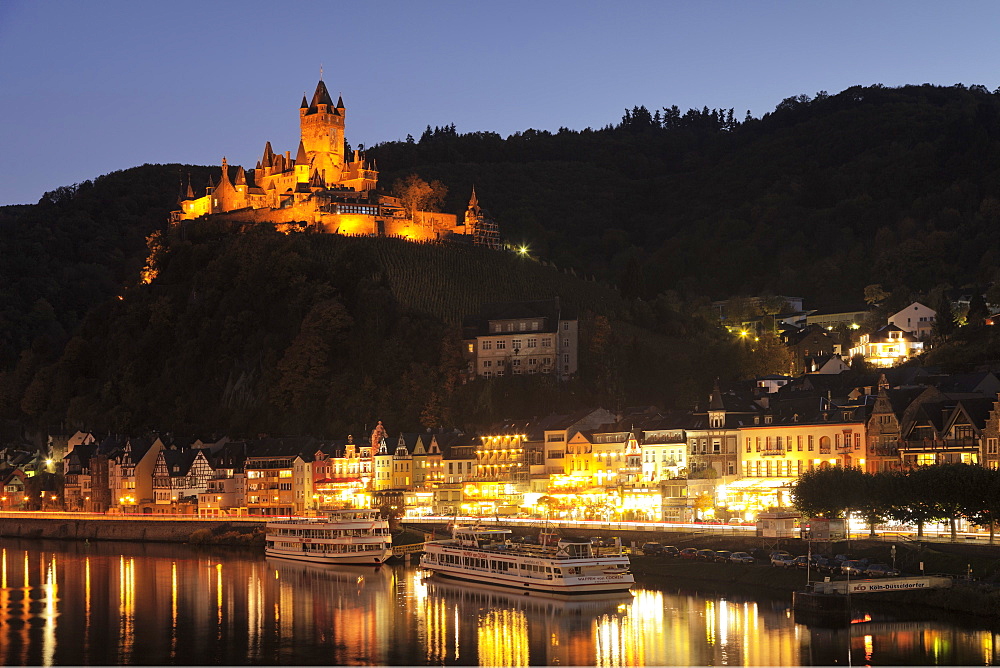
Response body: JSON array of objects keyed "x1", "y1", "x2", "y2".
[{"x1": 173, "y1": 79, "x2": 484, "y2": 242}]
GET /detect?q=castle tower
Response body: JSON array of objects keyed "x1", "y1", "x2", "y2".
[
  {"x1": 464, "y1": 186, "x2": 501, "y2": 249},
  {"x1": 299, "y1": 79, "x2": 345, "y2": 185}
]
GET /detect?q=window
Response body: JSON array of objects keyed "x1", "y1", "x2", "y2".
[
  {"x1": 482, "y1": 340, "x2": 492, "y2": 350},
  {"x1": 482, "y1": 360, "x2": 492, "y2": 368},
  {"x1": 467, "y1": 343, "x2": 474, "y2": 353},
  {"x1": 483, "y1": 371, "x2": 492, "y2": 378},
  {"x1": 542, "y1": 337, "x2": 552, "y2": 347},
  {"x1": 745, "y1": 437, "x2": 751, "y2": 453},
  {"x1": 506, "y1": 323, "x2": 514, "y2": 332},
  {"x1": 797, "y1": 435, "x2": 803, "y2": 451},
  {"x1": 563, "y1": 338, "x2": 569, "y2": 347},
  {"x1": 496, "y1": 340, "x2": 506, "y2": 349},
  {"x1": 989, "y1": 438, "x2": 999, "y2": 454},
  {"x1": 563, "y1": 322, "x2": 569, "y2": 330},
  {"x1": 512, "y1": 359, "x2": 521, "y2": 367},
  {"x1": 512, "y1": 339, "x2": 522, "y2": 349},
  {"x1": 808, "y1": 435, "x2": 814, "y2": 451},
  {"x1": 528, "y1": 358, "x2": 537, "y2": 366},
  {"x1": 519, "y1": 322, "x2": 526, "y2": 331},
  {"x1": 527, "y1": 338, "x2": 537, "y2": 348}
]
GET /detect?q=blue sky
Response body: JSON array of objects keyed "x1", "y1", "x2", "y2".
[{"x1": 2, "y1": 1, "x2": 999, "y2": 205}]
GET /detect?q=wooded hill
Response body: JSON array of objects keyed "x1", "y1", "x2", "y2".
[
  {"x1": 4, "y1": 82, "x2": 1000, "y2": 436},
  {"x1": 373, "y1": 83, "x2": 1000, "y2": 309}
]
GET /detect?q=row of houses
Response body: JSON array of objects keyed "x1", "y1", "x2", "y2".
[{"x1": 4, "y1": 368, "x2": 1000, "y2": 523}]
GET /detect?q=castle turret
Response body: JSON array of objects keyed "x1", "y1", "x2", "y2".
[{"x1": 294, "y1": 141, "x2": 310, "y2": 184}]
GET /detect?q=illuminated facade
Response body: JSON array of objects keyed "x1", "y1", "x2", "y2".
[
  {"x1": 729, "y1": 403, "x2": 867, "y2": 517},
  {"x1": 172, "y1": 79, "x2": 465, "y2": 241},
  {"x1": 243, "y1": 441, "x2": 315, "y2": 515},
  {"x1": 848, "y1": 324, "x2": 924, "y2": 367}
]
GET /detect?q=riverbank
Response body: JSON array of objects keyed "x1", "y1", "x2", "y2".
[
  {"x1": 0, "y1": 515, "x2": 265, "y2": 544},
  {"x1": 629, "y1": 551, "x2": 1000, "y2": 620}
]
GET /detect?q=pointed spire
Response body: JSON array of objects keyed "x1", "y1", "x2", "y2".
[
  {"x1": 220, "y1": 157, "x2": 232, "y2": 187},
  {"x1": 300, "y1": 94, "x2": 308, "y2": 109},
  {"x1": 185, "y1": 173, "x2": 194, "y2": 199},
  {"x1": 709, "y1": 379, "x2": 725, "y2": 411},
  {"x1": 469, "y1": 185, "x2": 478, "y2": 208},
  {"x1": 295, "y1": 140, "x2": 308, "y2": 164},
  {"x1": 309, "y1": 79, "x2": 335, "y2": 110},
  {"x1": 336, "y1": 94, "x2": 344, "y2": 109},
  {"x1": 262, "y1": 141, "x2": 274, "y2": 166},
  {"x1": 235, "y1": 166, "x2": 246, "y2": 186}
]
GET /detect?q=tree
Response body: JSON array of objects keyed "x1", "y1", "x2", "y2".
[
  {"x1": 967, "y1": 290, "x2": 988, "y2": 329},
  {"x1": 933, "y1": 292, "x2": 956, "y2": 339},
  {"x1": 864, "y1": 284, "x2": 890, "y2": 306},
  {"x1": 391, "y1": 174, "x2": 447, "y2": 220}
]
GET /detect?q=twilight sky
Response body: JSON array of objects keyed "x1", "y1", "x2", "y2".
[{"x1": 2, "y1": 0, "x2": 999, "y2": 205}]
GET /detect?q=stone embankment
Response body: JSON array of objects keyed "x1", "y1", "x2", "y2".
[{"x1": 0, "y1": 515, "x2": 264, "y2": 545}]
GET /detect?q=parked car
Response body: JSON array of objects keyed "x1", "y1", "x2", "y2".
[
  {"x1": 841, "y1": 560, "x2": 868, "y2": 576},
  {"x1": 592, "y1": 537, "x2": 621, "y2": 549},
  {"x1": 679, "y1": 548, "x2": 699, "y2": 560},
  {"x1": 662, "y1": 545, "x2": 680, "y2": 558},
  {"x1": 814, "y1": 557, "x2": 840, "y2": 573},
  {"x1": 730, "y1": 552, "x2": 755, "y2": 564},
  {"x1": 791, "y1": 555, "x2": 812, "y2": 569},
  {"x1": 714, "y1": 550, "x2": 733, "y2": 563},
  {"x1": 641, "y1": 542, "x2": 665, "y2": 556},
  {"x1": 770, "y1": 552, "x2": 795, "y2": 568},
  {"x1": 864, "y1": 563, "x2": 900, "y2": 578},
  {"x1": 696, "y1": 549, "x2": 717, "y2": 561}
]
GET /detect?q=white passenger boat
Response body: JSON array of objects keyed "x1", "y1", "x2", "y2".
[
  {"x1": 419, "y1": 525, "x2": 634, "y2": 595},
  {"x1": 265, "y1": 509, "x2": 393, "y2": 565}
]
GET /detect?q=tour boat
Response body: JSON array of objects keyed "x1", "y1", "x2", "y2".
[
  {"x1": 419, "y1": 525, "x2": 634, "y2": 595},
  {"x1": 264, "y1": 508, "x2": 393, "y2": 565}
]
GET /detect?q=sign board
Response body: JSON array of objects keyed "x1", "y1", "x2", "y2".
[
  {"x1": 812, "y1": 576, "x2": 952, "y2": 595},
  {"x1": 756, "y1": 512, "x2": 799, "y2": 538},
  {"x1": 802, "y1": 518, "x2": 846, "y2": 541}
]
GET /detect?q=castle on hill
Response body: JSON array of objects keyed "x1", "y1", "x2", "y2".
[{"x1": 172, "y1": 79, "x2": 499, "y2": 247}]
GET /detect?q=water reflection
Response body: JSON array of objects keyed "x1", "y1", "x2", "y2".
[{"x1": 0, "y1": 538, "x2": 998, "y2": 665}]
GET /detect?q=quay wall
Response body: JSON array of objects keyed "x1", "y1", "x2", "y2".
[{"x1": 0, "y1": 516, "x2": 263, "y2": 543}]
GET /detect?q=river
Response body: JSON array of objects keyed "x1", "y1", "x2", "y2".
[{"x1": 0, "y1": 538, "x2": 995, "y2": 666}]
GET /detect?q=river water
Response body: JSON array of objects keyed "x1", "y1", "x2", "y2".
[{"x1": 0, "y1": 538, "x2": 996, "y2": 666}]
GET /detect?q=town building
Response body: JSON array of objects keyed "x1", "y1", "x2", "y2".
[
  {"x1": 889, "y1": 301, "x2": 936, "y2": 339},
  {"x1": 463, "y1": 298, "x2": 579, "y2": 381},
  {"x1": 849, "y1": 324, "x2": 924, "y2": 367}
]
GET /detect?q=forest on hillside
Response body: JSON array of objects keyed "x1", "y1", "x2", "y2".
[
  {"x1": 4, "y1": 83, "x2": 1000, "y2": 437},
  {"x1": 373, "y1": 83, "x2": 1000, "y2": 310}
]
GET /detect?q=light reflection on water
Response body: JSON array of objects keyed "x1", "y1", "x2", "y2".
[{"x1": 0, "y1": 538, "x2": 997, "y2": 665}]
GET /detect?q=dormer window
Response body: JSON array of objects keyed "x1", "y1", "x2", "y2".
[{"x1": 764, "y1": 416, "x2": 772, "y2": 424}]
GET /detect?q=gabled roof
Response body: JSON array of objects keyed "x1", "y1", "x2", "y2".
[{"x1": 462, "y1": 298, "x2": 575, "y2": 335}]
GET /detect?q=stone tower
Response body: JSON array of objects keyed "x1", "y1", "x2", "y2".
[{"x1": 299, "y1": 79, "x2": 345, "y2": 185}]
